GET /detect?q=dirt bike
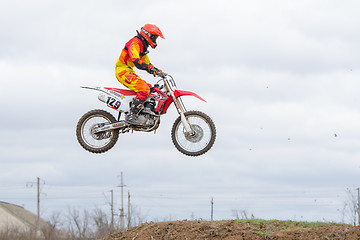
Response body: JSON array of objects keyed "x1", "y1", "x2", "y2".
[{"x1": 76, "y1": 72, "x2": 216, "y2": 156}]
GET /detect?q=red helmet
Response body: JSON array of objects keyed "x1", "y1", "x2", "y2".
[{"x1": 140, "y1": 24, "x2": 165, "y2": 49}]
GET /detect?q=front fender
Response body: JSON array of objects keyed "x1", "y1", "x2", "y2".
[{"x1": 173, "y1": 89, "x2": 207, "y2": 102}]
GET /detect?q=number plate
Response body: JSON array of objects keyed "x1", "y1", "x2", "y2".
[{"x1": 106, "y1": 97, "x2": 121, "y2": 110}]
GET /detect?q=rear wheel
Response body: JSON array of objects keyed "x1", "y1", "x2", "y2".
[
  {"x1": 171, "y1": 111, "x2": 216, "y2": 156},
  {"x1": 76, "y1": 109, "x2": 119, "y2": 153}
]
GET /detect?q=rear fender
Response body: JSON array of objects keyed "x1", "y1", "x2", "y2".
[{"x1": 81, "y1": 86, "x2": 133, "y2": 112}]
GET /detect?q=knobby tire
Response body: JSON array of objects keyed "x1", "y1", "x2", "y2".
[
  {"x1": 76, "y1": 109, "x2": 119, "y2": 154},
  {"x1": 171, "y1": 111, "x2": 216, "y2": 156}
]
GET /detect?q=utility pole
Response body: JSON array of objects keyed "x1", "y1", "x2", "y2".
[
  {"x1": 211, "y1": 197, "x2": 214, "y2": 221},
  {"x1": 26, "y1": 177, "x2": 44, "y2": 239},
  {"x1": 110, "y1": 190, "x2": 114, "y2": 230},
  {"x1": 357, "y1": 187, "x2": 360, "y2": 226},
  {"x1": 36, "y1": 177, "x2": 40, "y2": 239},
  {"x1": 37, "y1": 177, "x2": 40, "y2": 226},
  {"x1": 118, "y1": 172, "x2": 125, "y2": 229},
  {"x1": 128, "y1": 191, "x2": 131, "y2": 229}
]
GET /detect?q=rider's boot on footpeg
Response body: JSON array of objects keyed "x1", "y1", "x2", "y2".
[{"x1": 126, "y1": 98, "x2": 144, "y2": 125}]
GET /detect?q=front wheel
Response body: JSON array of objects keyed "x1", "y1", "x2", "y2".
[
  {"x1": 171, "y1": 111, "x2": 216, "y2": 156},
  {"x1": 76, "y1": 109, "x2": 119, "y2": 153}
]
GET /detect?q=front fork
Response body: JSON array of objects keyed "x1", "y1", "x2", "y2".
[
  {"x1": 173, "y1": 96, "x2": 194, "y2": 136},
  {"x1": 163, "y1": 78, "x2": 194, "y2": 136}
]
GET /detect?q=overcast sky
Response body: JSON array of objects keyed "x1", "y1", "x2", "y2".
[{"x1": 1, "y1": 0, "x2": 360, "y2": 224}]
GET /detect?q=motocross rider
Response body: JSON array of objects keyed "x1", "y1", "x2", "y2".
[{"x1": 115, "y1": 24, "x2": 165, "y2": 125}]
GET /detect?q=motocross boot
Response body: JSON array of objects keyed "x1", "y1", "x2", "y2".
[{"x1": 126, "y1": 98, "x2": 145, "y2": 125}]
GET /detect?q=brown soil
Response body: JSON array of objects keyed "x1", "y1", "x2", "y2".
[{"x1": 100, "y1": 220, "x2": 360, "y2": 240}]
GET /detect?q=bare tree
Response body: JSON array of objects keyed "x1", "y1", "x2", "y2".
[
  {"x1": 66, "y1": 207, "x2": 91, "y2": 239},
  {"x1": 40, "y1": 211, "x2": 67, "y2": 240},
  {"x1": 342, "y1": 188, "x2": 358, "y2": 226},
  {"x1": 1, "y1": 206, "x2": 124, "y2": 240},
  {"x1": 0, "y1": 227, "x2": 36, "y2": 240},
  {"x1": 92, "y1": 207, "x2": 112, "y2": 238},
  {"x1": 232, "y1": 209, "x2": 255, "y2": 220},
  {"x1": 128, "y1": 205, "x2": 148, "y2": 229}
]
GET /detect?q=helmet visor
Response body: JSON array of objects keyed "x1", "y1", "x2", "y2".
[{"x1": 150, "y1": 35, "x2": 158, "y2": 43}]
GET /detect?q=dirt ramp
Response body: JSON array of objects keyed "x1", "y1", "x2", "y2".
[
  {"x1": 101, "y1": 221, "x2": 263, "y2": 240},
  {"x1": 100, "y1": 220, "x2": 360, "y2": 240}
]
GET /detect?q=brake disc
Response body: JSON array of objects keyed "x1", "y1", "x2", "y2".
[{"x1": 184, "y1": 124, "x2": 203, "y2": 143}]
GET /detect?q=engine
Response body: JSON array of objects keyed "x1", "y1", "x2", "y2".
[{"x1": 136, "y1": 98, "x2": 158, "y2": 127}]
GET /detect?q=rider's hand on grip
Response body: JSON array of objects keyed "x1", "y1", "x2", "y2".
[
  {"x1": 150, "y1": 67, "x2": 160, "y2": 77},
  {"x1": 157, "y1": 71, "x2": 167, "y2": 78},
  {"x1": 150, "y1": 67, "x2": 167, "y2": 78}
]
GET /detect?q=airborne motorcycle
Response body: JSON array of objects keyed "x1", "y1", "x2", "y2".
[{"x1": 76, "y1": 73, "x2": 216, "y2": 156}]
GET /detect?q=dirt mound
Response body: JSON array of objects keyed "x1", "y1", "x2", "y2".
[{"x1": 100, "y1": 220, "x2": 360, "y2": 240}]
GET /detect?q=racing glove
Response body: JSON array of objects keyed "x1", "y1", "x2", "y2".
[{"x1": 149, "y1": 67, "x2": 162, "y2": 76}]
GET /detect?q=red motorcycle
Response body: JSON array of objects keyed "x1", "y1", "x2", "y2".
[{"x1": 76, "y1": 73, "x2": 216, "y2": 156}]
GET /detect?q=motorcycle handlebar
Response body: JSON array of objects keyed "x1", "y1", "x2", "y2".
[
  {"x1": 157, "y1": 71, "x2": 168, "y2": 78},
  {"x1": 153, "y1": 72, "x2": 176, "y2": 89}
]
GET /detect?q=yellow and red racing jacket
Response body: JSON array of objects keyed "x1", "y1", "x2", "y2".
[{"x1": 116, "y1": 36, "x2": 154, "y2": 72}]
